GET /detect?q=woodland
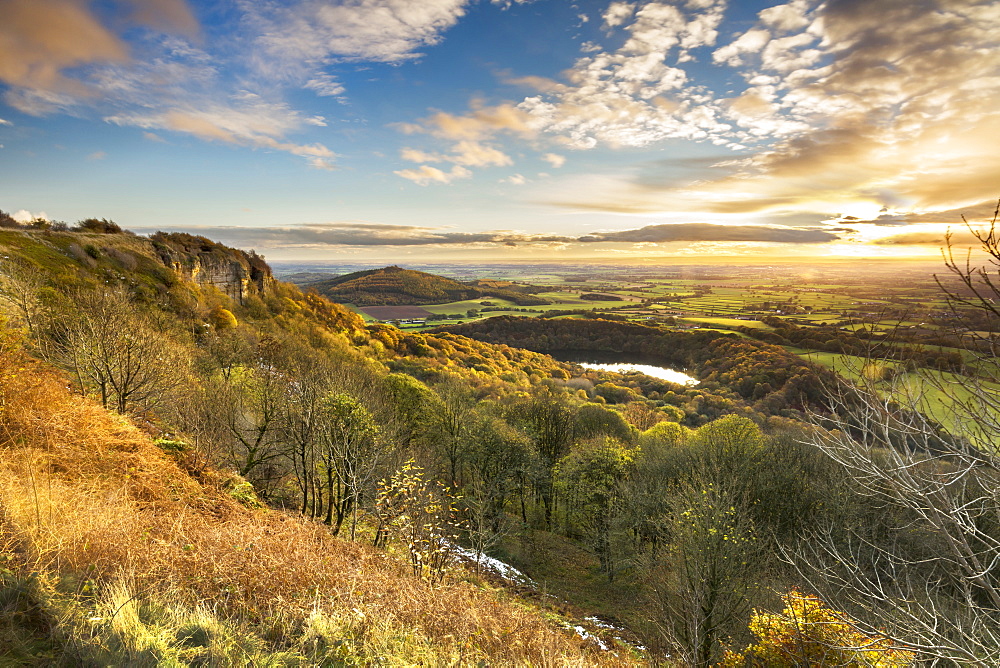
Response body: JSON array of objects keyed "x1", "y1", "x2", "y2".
[{"x1": 1, "y1": 211, "x2": 999, "y2": 666}]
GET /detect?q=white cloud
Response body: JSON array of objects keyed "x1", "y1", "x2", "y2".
[
  {"x1": 12, "y1": 210, "x2": 47, "y2": 223},
  {"x1": 760, "y1": 32, "x2": 820, "y2": 72},
  {"x1": 87, "y1": 151, "x2": 107, "y2": 160},
  {"x1": 603, "y1": 2, "x2": 635, "y2": 29},
  {"x1": 712, "y1": 28, "x2": 770, "y2": 67},
  {"x1": 542, "y1": 152, "x2": 566, "y2": 167},
  {"x1": 491, "y1": 0, "x2": 538, "y2": 8},
  {"x1": 4, "y1": 87, "x2": 79, "y2": 116},
  {"x1": 400, "y1": 141, "x2": 511, "y2": 169},
  {"x1": 401, "y1": 147, "x2": 445, "y2": 162},
  {"x1": 0, "y1": 118, "x2": 10, "y2": 126},
  {"x1": 503, "y1": 173, "x2": 527, "y2": 185},
  {"x1": 253, "y1": 0, "x2": 469, "y2": 65},
  {"x1": 510, "y1": 0, "x2": 730, "y2": 148},
  {"x1": 450, "y1": 140, "x2": 512, "y2": 167},
  {"x1": 394, "y1": 164, "x2": 471, "y2": 185},
  {"x1": 304, "y1": 73, "x2": 345, "y2": 97},
  {"x1": 758, "y1": 0, "x2": 811, "y2": 33},
  {"x1": 400, "y1": 0, "x2": 732, "y2": 159}
]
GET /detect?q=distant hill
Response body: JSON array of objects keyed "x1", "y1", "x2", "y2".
[
  {"x1": 308, "y1": 266, "x2": 478, "y2": 305},
  {"x1": 309, "y1": 265, "x2": 551, "y2": 306}
]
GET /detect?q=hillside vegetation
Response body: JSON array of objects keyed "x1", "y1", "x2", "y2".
[
  {"x1": 0, "y1": 227, "x2": 636, "y2": 665},
  {"x1": 0, "y1": 334, "x2": 623, "y2": 666},
  {"x1": 1, "y1": 219, "x2": 991, "y2": 665}
]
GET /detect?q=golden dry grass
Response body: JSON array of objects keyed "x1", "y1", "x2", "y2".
[{"x1": 0, "y1": 337, "x2": 639, "y2": 665}]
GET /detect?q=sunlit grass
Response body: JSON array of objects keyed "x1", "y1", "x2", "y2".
[
  {"x1": 678, "y1": 317, "x2": 771, "y2": 330},
  {"x1": 790, "y1": 347, "x2": 1000, "y2": 436},
  {"x1": 0, "y1": 341, "x2": 634, "y2": 666}
]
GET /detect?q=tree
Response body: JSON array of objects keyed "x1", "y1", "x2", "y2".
[
  {"x1": 794, "y1": 200, "x2": 1000, "y2": 665},
  {"x1": 426, "y1": 375, "x2": 476, "y2": 486},
  {"x1": 574, "y1": 403, "x2": 635, "y2": 442},
  {"x1": 318, "y1": 392, "x2": 386, "y2": 539},
  {"x1": 42, "y1": 289, "x2": 187, "y2": 415},
  {"x1": 509, "y1": 386, "x2": 576, "y2": 529},
  {"x1": 719, "y1": 590, "x2": 914, "y2": 667},
  {"x1": 555, "y1": 437, "x2": 634, "y2": 578},
  {"x1": 624, "y1": 421, "x2": 692, "y2": 556},
  {"x1": 204, "y1": 334, "x2": 290, "y2": 496},
  {"x1": 208, "y1": 305, "x2": 238, "y2": 330},
  {"x1": 0, "y1": 257, "x2": 45, "y2": 335},
  {"x1": 280, "y1": 352, "x2": 339, "y2": 518},
  {"x1": 0, "y1": 209, "x2": 20, "y2": 228},
  {"x1": 643, "y1": 481, "x2": 762, "y2": 667},
  {"x1": 461, "y1": 410, "x2": 534, "y2": 568}
]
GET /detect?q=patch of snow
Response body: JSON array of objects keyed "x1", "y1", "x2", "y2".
[
  {"x1": 448, "y1": 543, "x2": 535, "y2": 585},
  {"x1": 584, "y1": 615, "x2": 621, "y2": 630},
  {"x1": 571, "y1": 624, "x2": 609, "y2": 651}
]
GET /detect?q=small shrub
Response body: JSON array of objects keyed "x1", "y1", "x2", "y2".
[
  {"x1": 375, "y1": 460, "x2": 465, "y2": 583},
  {"x1": 153, "y1": 438, "x2": 191, "y2": 455},
  {"x1": 223, "y1": 475, "x2": 263, "y2": 508},
  {"x1": 208, "y1": 306, "x2": 238, "y2": 330}
]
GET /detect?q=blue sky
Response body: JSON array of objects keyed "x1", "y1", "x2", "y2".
[{"x1": 1, "y1": 0, "x2": 999, "y2": 262}]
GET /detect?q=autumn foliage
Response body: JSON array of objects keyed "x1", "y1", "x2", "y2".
[
  {"x1": 0, "y1": 330, "x2": 632, "y2": 665},
  {"x1": 719, "y1": 589, "x2": 914, "y2": 667}
]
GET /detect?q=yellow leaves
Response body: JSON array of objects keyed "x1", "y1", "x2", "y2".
[
  {"x1": 375, "y1": 459, "x2": 465, "y2": 584},
  {"x1": 207, "y1": 305, "x2": 237, "y2": 331},
  {"x1": 719, "y1": 589, "x2": 915, "y2": 668}
]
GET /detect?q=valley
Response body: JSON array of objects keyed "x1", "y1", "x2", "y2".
[
  {"x1": 277, "y1": 259, "x2": 972, "y2": 425},
  {"x1": 3, "y1": 1, "x2": 995, "y2": 664},
  {"x1": 0, "y1": 223, "x2": 993, "y2": 666}
]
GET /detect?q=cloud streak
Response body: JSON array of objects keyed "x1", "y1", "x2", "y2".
[
  {"x1": 107, "y1": 101, "x2": 337, "y2": 168},
  {"x1": 578, "y1": 223, "x2": 840, "y2": 244},
  {"x1": 140, "y1": 220, "x2": 846, "y2": 249},
  {"x1": 142, "y1": 222, "x2": 574, "y2": 247}
]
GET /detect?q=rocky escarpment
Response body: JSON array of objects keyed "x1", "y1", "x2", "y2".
[{"x1": 150, "y1": 232, "x2": 274, "y2": 303}]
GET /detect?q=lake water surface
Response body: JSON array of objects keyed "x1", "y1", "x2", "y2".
[{"x1": 578, "y1": 362, "x2": 697, "y2": 386}]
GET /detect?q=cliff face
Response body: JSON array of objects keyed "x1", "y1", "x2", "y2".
[{"x1": 150, "y1": 232, "x2": 274, "y2": 303}]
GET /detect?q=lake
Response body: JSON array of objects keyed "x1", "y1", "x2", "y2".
[{"x1": 577, "y1": 362, "x2": 697, "y2": 386}]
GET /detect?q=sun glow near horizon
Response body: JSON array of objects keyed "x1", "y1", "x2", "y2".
[{"x1": 1, "y1": 0, "x2": 998, "y2": 263}]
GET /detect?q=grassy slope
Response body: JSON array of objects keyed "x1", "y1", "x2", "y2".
[
  {"x1": 0, "y1": 226, "x2": 639, "y2": 667},
  {"x1": 789, "y1": 347, "x2": 1000, "y2": 435},
  {"x1": 0, "y1": 337, "x2": 634, "y2": 666}
]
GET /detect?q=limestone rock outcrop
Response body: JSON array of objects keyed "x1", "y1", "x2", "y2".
[{"x1": 150, "y1": 232, "x2": 273, "y2": 303}]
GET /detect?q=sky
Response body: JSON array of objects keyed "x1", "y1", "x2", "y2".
[{"x1": 1, "y1": 0, "x2": 999, "y2": 263}]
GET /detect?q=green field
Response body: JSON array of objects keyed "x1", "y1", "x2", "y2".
[
  {"x1": 678, "y1": 316, "x2": 771, "y2": 330},
  {"x1": 790, "y1": 347, "x2": 1000, "y2": 435}
]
